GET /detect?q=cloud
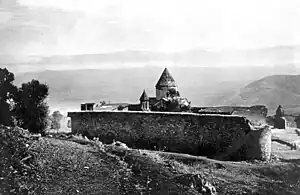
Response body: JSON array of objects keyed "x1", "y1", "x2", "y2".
[
  {"x1": 18, "y1": 0, "x2": 115, "y2": 13},
  {"x1": 0, "y1": 0, "x2": 300, "y2": 57},
  {"x1": 0, "y1": 2, "x2": 83, "y2": 55},
  {"x1": 0, "y1": 11, "x2": 13, "y2": 24}
]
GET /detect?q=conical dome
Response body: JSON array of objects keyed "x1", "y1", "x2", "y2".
[
  {"x1": 139, "y1": 90, "x2": 149, "y2": 101},
  {"x1": 155, "y1": 68, "x2": 177, "y2": 88}
]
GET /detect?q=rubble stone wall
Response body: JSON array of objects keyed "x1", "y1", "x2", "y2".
[
  {"x1": 68, "y1": 111, "x2": 254, "y2": 158},
  {"x1": 244, "y1": 126, "x2": 272, "y2": 161}
]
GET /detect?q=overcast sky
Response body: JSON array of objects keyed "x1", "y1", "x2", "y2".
[{"x1": 0, "y1": 0, "x2": 300, "y2": 56}]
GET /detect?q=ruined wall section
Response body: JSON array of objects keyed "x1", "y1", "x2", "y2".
[
  {"x1": 192, "y1": 105, "x2": 268, "y2": 125},
  {"x1": 68, "y1": 111, "x2": 251, "y2": 158}
]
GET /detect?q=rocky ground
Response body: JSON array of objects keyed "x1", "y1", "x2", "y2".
[{"x1": 1, "y1": 126, "x2": 300, "y2": 195}]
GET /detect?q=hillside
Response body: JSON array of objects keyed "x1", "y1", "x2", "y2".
[
  {"x1": 214, "y1": 75, "x2": 300, "y2": 115},
  {"x1": 1, "y1": 126, "x2": 300, "y2": 194},
  {"x1": 13, "y1": 67, "x2": 249, "y2": 113},
  {"x1": 13, "y1": 66, "x2": 300, "y2": 114}
]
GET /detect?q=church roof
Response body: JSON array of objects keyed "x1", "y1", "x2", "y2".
[
  {"x1": 155, "y1": 68, "x2": 177, "y2": 88},
  {"x1": 276, "y1": 105, "x2": 284, "y2": 112},
  {"x1": 139, "y1": 90, "x2": 149, "y2": 101}
]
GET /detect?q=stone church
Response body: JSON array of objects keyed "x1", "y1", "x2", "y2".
[
  {"x1": 80, "y1": 68, "x2": 191, "y2": 112},
  {"x1": 129, "y1": 67, "x2": 190, "y2": 112},
  {"x1": 78, "y1": 67, "x2": 270, "y2": 125}
]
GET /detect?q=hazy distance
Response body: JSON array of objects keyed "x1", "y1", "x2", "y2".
[{"x1": 1, "y1": 0, "x2": 300, "y2": 115}]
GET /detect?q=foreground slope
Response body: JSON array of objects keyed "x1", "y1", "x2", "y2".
[{"x1": 1, "y1": 126, "x2": 300, "y2": 195}]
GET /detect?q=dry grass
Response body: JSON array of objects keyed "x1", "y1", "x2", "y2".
[
  {"x1": 137, "y1": 149, "x2": 300, "y2": 195},
  {"x1": 1, "y1": 127, "x2": 300, "y2": 194}
]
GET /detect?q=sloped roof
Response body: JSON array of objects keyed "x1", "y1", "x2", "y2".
[
  {"x1": 155, "y1": 68, "x2": 177, "y2": 88},
  {"x1": 139, "y1": 90, "x2": 149, "y2": 101}
]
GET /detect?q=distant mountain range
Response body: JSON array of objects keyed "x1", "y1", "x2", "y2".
[
  {"x1": 13, "y1": 65, "x2": 300, "y2": 116},
  {"x1": 4, "y1": 45, "x2": 300, "y2": 115},
  {"x1": 214, "y1": 75, "x2": 300, "y2": 115},
  {"x1": 3, "y1": 45, "x2": 300, "y2": 73}
]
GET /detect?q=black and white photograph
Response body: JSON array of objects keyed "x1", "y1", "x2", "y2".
[{"x1": 1, "y1": 0, "x2": 300, "y2": 194}]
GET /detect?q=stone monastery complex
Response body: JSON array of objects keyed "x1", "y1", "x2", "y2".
[
  {"x1": 67, "y1": 67, "x2": 300, "y2": 161},
  {"x1": 80, "y1": 68, "x2": 191, "y2": 112}
]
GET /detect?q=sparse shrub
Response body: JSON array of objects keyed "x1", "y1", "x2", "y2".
[
  {"x1": 0, "y1": 68, "x2": 52, "y2": 134},
  {"x1": 49, "y1": 110, "x2": 63, "y2": 130},
  {"x1": 0, "y1": 68, "x2": 18, "y2": 126},
  {"x1": 14, "y1": 80, "x2": 50, "y2": 135}
]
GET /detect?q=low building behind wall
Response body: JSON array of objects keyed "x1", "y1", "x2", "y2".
[
  {"x1": 68, "y1": 111, "x2": 253, "y2": 159},
  {"x1": 191, "y1": 105, "x2": 268, "y2": 126}
]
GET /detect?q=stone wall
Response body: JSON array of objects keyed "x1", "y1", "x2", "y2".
[
  {"x1": 244, "y1": 126, "x2": 272, "y2": 161},
  {"x1": 266, "y1": 115, "x2": 298, "y2": 128},
  {"x1": 68, "y1": 111, "x2": 252, "y2": 158},
  {"x1": 283, "y1": 115, "x2": 297, "y2": 128},
  {"x1": 214, "y1": 125, "x2": 272, "y2": 161},
  {"x1": 192, "y1": 105, "x2": 268, "y2": 125}
]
